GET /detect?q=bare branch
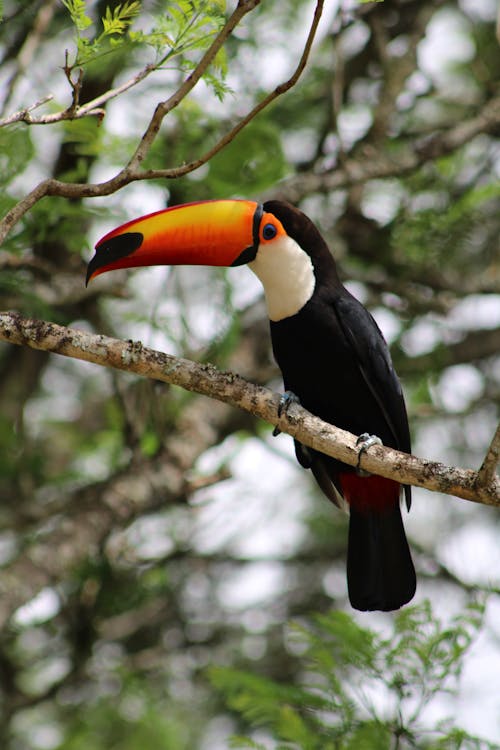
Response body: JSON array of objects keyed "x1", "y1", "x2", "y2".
[
  {"x1": 63, "y1": 55, "x2": 84, "y2": 115},
  {"x1": 0, "y1": 64, "x2": 159, "y2": 128},
  {"x1": 0, "y1": 312, "x2": 498, "y2": 506},
  {"x1": 397, "y1": 327, "x2": 500, "y2": 378},
  {"x1": 476, "y1": 422, "x2": 500, "y2": 490},
  {"x1": 0, "y1": 95, "x2": 55, "y2": 127},
  {"x1": 0, "y1": 181, "x2": 53, "y2": 245}
]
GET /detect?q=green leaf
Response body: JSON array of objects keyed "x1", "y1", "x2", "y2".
[
  {"x1": 102, "y1": 2, "x2": 141, "y2": 38},
  {"x1": 61, "y1": 0, "x2": 92, "y2": 32}
]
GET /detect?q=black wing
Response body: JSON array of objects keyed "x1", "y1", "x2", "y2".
[{"x1": 333, "y1": 291, "x2": 412, "y2": 508}]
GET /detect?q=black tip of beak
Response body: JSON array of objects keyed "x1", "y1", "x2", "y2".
[{"x1": 85, "y1": 232, "x2": 144, "y2": 286}]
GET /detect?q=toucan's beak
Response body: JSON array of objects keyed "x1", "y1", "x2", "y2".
[{"x1": 86, "y1": 199, "x2": 262, "y2": 285}]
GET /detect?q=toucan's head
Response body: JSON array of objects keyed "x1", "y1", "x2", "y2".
[{"x1": 87, "y1": 199, "x2": 336, "y2": 321}]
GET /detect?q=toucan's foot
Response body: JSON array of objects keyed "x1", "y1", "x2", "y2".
[
  {"x1": 356, "y1": 432, "x2": 383, "y2": 476},
  {"x1": 273, "y1": 390, "x2": 301, "y2": 436}
]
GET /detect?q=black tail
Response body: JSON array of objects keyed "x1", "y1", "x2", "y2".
[{"x1": 347, "y1": 502, "x2": 416, "y2": 612}]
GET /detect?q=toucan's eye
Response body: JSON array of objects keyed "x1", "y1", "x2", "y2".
[{"x1": 262, "y1": 222, "x2": 277, "y2": 240}]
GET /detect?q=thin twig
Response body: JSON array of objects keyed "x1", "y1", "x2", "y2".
[
  {"x1": 0, "y1": 95, "x2": 55, "y2": 127},
  {"x1": 0, "y1": 63, "x2": 159, "y2": 128},
  {"x1": 0, "y1": 312, "x2": 498, "y2": 506},
  {"x1": 63, "y1": 53, "x2": 84, "y2": 114}
]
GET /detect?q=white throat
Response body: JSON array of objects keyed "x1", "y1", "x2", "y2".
[{"x1": 248, "y1": 235, "x2": 315, "y2": 322}]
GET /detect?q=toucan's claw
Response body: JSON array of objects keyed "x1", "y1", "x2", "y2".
[
  {"x1": 356, "y1": 432, "x2": 383, "y2": 476},
  {"x1": 273, "y1": 390, "x2": 301, "y2": 436}
]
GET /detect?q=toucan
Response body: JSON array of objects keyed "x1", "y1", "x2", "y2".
[{"x1": 87, "y1": 199, "x2": 416, "y2": 611}]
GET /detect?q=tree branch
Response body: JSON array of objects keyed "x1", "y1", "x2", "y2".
[
  {"x1": 0, "y1": 3, "x2": 258, "y2": 129},
  {"x1": 0, "y1": 63, "x2": 160, "y2": 127},
  {"x1": 476, "y1": 422, "x2": 500, "y2": 490},
  {"x1": 273, "y1": 94, "x2": 500, "y2": 202},
  {"x1": 0, "y1": 312, "x2": 498, "y2": 506},
  {"x1": 0, "y1": 95, "x2": 55, "y2": 126},
  {"x1": 396, "y1": 327, "x2": 500, "y2": 378},
  {"x1": 127, "y1": 0, "x2": 263, "y2": 171},
  {"x1": 0, "y1": 0, "x2": 257, "y2": 242},
  {"x1": 0, "y1": 0, "x2": 325, "y2": 246},
  {"x1": 140, "y1": 0, "x2": 325, "y2": 179}
]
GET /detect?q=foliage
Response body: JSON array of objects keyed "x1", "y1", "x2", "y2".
[
  {"x1": 61, "y1": 0, "x2": 141, "y2": 66},
  {"x1": 61, "y1": 0, "x2": 229, "y2": 97},
  {"x1": 129, "y1": 0, "x2": 227, "y2": 63},
  {"x1": 392, "y1": 172, "x2": 500, "y2": 271},
  {"x1": 211, "y1": 601, "x2": 494, "y2": 750}
]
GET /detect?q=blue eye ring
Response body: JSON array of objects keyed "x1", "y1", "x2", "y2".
[{"x1": 262, "y1": 222, "x2": 277, "y2": 240}]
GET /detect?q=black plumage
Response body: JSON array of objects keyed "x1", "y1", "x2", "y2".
[{"x1": 263, "y1": 201, "x2": 416, "y2": 611}]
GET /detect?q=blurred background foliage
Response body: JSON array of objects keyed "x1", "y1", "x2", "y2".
[{"x1": 0, "y1": 1, "x2": 499, "y2": 748}]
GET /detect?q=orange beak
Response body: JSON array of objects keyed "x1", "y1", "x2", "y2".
[{"x1": 86, "y1": 199, "x2": 261, "y2": 285}]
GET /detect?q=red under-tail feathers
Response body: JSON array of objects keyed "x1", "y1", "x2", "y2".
[{"x1": 340, "y1": 474, "x2": 416, "y2": 612}]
